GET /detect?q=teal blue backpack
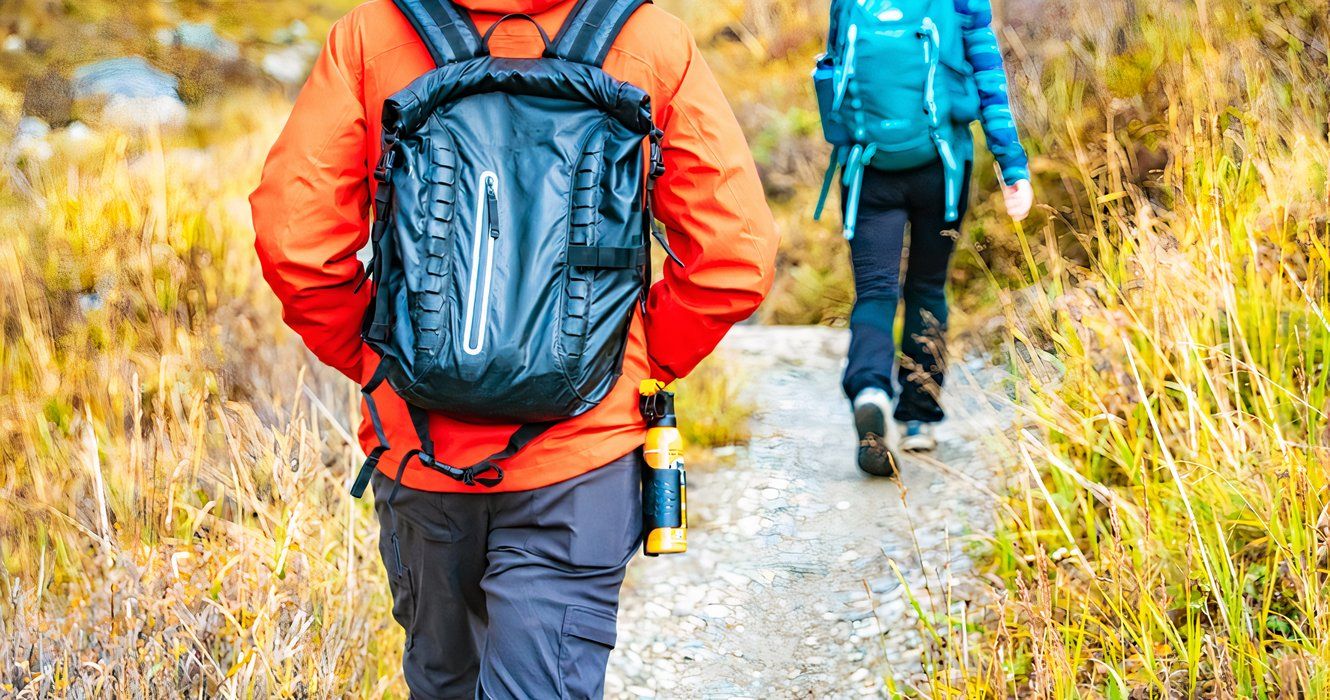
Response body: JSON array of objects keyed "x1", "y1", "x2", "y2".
[{"x1": 813, "y1": 0, "x2": 980, "y2": 238}]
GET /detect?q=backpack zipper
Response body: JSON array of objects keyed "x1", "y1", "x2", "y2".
[{"x1": 463, "y1": 171, "x2": 500, "y2": 356}]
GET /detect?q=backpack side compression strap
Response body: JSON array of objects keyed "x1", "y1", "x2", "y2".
[
  {"x1": 549, "y1": 0, "x2": 651, "y2": 67},
  {"x1": 392, "y1": 0, "x2": 483, "y2": 66}
]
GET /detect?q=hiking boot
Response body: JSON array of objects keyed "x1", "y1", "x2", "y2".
[
  {"x1": 898, "y1": 421, "x2": 937, "y2": 453},
  {"x1": 852, "y1": 388, "x2": 899, "y2": 477}
]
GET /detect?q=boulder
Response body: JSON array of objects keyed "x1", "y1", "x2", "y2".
[
  {"x1": 71, "y1": 57, "x2": 187, "y2": 130},
  {"x1": 159, "y1": 22, "x2": 241, "y2": 62}
]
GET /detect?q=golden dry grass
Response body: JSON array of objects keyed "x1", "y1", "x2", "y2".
[
  {"x1": 2, "y1": 0, "x2": 1328, "y2": 696},
  {"x1": 898, "y1": 1, "x2": 1330, "y2": 696},
  {"x1": 0, "y1": 93, "x2": 410, "y2": 696}
]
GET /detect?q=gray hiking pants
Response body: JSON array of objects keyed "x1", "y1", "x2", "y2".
[{"x1": 371, "y1": 452, "x2": 643, "y2": 700}]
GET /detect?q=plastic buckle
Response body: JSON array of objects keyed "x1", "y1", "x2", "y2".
[
  {"x1": 417, "y1": 452, "x2": 470, "y2": 483},
  {"x1": 648, "y1": 129, "x2": 665, "y2": 180},
  {"x1": 374, "y1": 146, "x2": 397, "y2": 184}
]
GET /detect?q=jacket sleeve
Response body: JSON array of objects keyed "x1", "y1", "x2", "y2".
[
  {"x1": 958, "y1": 0, "x2": 1030, "y2": 184},
  {"x1": 645, "y1": 32, "x2": 780, "y2": 382},
  {"x1": 250, "y1": 18, "x2": 371, "y2": 381}
]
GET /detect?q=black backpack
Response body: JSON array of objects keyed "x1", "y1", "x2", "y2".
[{"x1": 351, "y1": 0, "x2": 676, "y2": 496}]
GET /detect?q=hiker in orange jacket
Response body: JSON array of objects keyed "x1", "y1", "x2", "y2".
[{"x1": 251, "y1": 0, "x2": 778, "y2": 696}]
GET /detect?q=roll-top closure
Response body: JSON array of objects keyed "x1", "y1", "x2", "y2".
[{"x1": 384, "y1": 57, "x2": 653, "y2": 136}]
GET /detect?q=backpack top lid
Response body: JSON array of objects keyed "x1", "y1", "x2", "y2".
[
  {"x1": 392, "y1": 0, "x2": 651, "y2": 69},
  {"x1": 381, "y1": 55, "x2": 655, "y2": 135}
]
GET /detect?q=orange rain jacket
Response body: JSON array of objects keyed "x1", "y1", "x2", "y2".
[{"x1": 251, "y1": 0, "x2": 779, "y2": 492}]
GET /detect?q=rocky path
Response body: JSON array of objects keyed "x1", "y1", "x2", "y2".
[{"x1": 607, "y1": 326, "x2": 1010, "y2": 699}]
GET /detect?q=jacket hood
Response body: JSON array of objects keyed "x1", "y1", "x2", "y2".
[{"x1": 453, "y1": 0, "x2": 569, "y2": 13}]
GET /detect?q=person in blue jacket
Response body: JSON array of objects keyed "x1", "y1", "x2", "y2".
[{"x1": 832, "y1": 0, "x2": 1033, "y2": 473}]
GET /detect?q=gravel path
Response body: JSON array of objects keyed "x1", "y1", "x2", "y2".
[{"x1": 607, "y1": 325, "x2": 1010, "y2": 699}]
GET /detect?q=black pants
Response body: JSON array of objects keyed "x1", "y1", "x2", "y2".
[
  {"x1": 842, "y1": 158, "x2": 971, "y2": 423},
  {"x1": 372, "y1": 453, "x2": 643, "y2": 699}
]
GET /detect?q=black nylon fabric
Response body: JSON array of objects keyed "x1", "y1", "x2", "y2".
[{"x1": 365, "y1": 56, "x2": 652, "y2": 424}]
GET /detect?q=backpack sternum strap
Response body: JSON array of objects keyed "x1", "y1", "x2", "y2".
[
  {"x1": 549, "y1": 0, "x2": 651, "y2": 67},
  {"x1": 392, "y1": 0, "x2": 483, "y2": 66}
]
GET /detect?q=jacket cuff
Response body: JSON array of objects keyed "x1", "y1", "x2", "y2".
[{"x1": 1001, "y1": 163, "x2": 1030, "y2": 185}]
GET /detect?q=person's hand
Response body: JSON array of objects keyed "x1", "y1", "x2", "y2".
[{"x1": 1003, "y1": 179, "x2": 1034, "y2": 222}]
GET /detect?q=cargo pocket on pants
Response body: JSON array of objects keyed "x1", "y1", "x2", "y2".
[{"x1": 558, "y1": 605, "x2": 617, "y2": 699}]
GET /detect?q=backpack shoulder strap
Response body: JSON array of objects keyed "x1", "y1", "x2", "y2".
[
  {"x1": 826, "y1": 0, "x2": 846, "y2": 54},
  {"x1": 549, "y1": 0, "x2": 651, "y2": 67},
  {"x1": 392, "y1": 0, "x2": 484, "y2": 67}
]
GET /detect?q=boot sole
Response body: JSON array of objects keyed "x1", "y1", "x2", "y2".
[{"x1": 854, "y1": 402, "x2": 899, "y2": 478}]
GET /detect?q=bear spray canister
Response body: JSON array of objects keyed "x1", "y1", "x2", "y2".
[{"x1": 639, "y1": 380, "x2": 687, "y2": 556}]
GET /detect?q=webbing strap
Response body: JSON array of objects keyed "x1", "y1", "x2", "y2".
[
  {"x1": 400, "y1": 404, "x2": 555, "y2": 488},
  {"x1": 486, "y1": 422, "x2": 557, "y2": 465},
  {"x1": 813, "y1": 146, "x2": 842, "y2": 222},
  {"x1": 826, "y1": 0, "x2": 848, "y2": 54},
  {"x1": 406, "y1": 403, "x2": 436, "y2": 457},
  {"x1": 839, "y1": 143, "x2": 877, "y2": 241},
  {"x1": 392, "y1": 0, "x2": 483, "y2": 66},
  {"x1": 568, "y1": 244, "x2": 646, "y2": 269},
  {"x1": 355, "y1": 367, "x2": 557, "y2": 495},
  {"x1": 363, "y1": 362, "x2": 393, "y2": 446},
  {"x1": 350, "y1": 360, "x2": 394, "y2": 498},
  {"x1": 935, "y1": 134, "x2": 962, "y2": 223},
  {"x1": 549, "y1": 0, "x2": 650, "y2": 67}
]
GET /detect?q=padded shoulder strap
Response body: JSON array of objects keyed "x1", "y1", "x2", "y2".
[
  {"x1": 826, "y1": 0, "x2": 847, "y2": 54},
  {"x1": 392, "y1": 0, "x2": 484, "y2": 66},
  {"x1": 549, "y1": 0, "x2": 651, "y2": 67}
]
